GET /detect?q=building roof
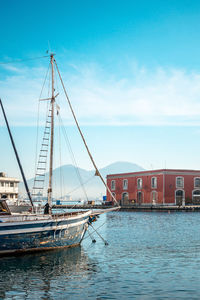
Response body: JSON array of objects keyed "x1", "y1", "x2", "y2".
[
  {"x1": 0, "y1": 173, "x2": 20, "y2": 182},
  {"x1": 107, "y1": 169, "x2": 200, "y2": 179}
]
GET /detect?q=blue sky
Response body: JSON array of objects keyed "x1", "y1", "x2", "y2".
[
  {"x1": 1, "y1": 0, "x2": 200, "y2": 70},
  {"x1": 1, "y1": 0, "x2": 200, "y2": 178}
]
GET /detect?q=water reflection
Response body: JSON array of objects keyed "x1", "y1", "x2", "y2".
[
  {"x1": 0, "y1": 247, "x2": 98, "y2": 299},
  {"x1": 2, "y1": 212, "x2": 200, "y2": 299}
]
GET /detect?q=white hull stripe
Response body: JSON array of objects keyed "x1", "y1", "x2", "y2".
[
  {"x1": 0, "y1": 219, "x2": 87, "y2": 236},
  {"x1": 0, "y1": 216, "x2": 88, "y2": 230}
]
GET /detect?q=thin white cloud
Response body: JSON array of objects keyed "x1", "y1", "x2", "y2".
[
  {"x1": 1, "y1": 61, "x2": 200, "y2": 126},
  {"x1": 2, "y1": 65, "x2": 23, "y2": 73}
]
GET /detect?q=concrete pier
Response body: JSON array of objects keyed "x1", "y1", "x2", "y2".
[{"x1": 53, "y1": 204, "x2": 200, "y2": 212}]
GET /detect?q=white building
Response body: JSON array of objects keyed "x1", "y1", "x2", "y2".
[{"x1": 0, "y1": 172, "x2": 19, "y2": 200}]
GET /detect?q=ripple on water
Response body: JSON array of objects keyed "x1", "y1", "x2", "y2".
[{"x1": 1, "y1": 212, "x2": 200, "y2": 299}]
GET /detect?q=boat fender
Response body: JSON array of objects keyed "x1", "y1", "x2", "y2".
[{"x1": 88, "y1": 215, "x2": 97, "y2": 224}]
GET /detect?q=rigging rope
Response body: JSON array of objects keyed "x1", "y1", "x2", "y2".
[
  {"x1": 33, "y1": 62, "x2": 51, "y2": 191},
  {"x1": 58, "y1": 115, "x2": 63, "y2": 200},
  {"x1": 54, "y1": 58, "x2": 119, "y2": 207},
  {"x1": 0, "y1": 55, "x2": 49, "y2": 65},
  {"x1": 57, "y1": 112, "x2": 89, "y2": 202},
  {"x1": 64, "y1": 174, "x2": 95, "y2": 196},
  {"x1": 83, "y1": 220, "x2": 107, "y2": 241}
]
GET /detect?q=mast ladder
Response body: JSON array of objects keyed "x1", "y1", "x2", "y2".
[{"x1": 32, "y1": 106, "x2": 52, "y2": 199}]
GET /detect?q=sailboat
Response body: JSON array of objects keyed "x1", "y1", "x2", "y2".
[{"x1": 0, "y1": 53, "x2": 119, "y2": 255}]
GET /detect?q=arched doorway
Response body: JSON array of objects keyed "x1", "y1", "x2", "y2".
[
  {"x1": 175, "y1": 190, "x2": 184, "y2": 205},
  {"x1": 151, "y1": 191, "x2": 158, "y2": 205},
  {"x1": 137, "y1": 191, "x2": 143, "y2": 205},
  {"x1": 121, "y1": 192, "x2": 129, "y2": 205},
  {"x1": 192, "y1": 190, "x2": 200, "y2": 204}
]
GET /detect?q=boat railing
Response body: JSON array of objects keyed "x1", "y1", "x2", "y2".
[{"x1": 52, "y1": 210, "x2": 90, "y2": 220}]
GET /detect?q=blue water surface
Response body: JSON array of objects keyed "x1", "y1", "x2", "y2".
[{"x1": 0, "y1": 211, "x2": 200, "y2": 299}]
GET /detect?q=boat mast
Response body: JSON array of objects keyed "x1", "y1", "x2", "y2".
[
  {"x1": 0, "y1": 99, "x2": 35, "y2": 210},
  {"x1": 47, "y1": 54, "x2": 55, "y2": 210}
]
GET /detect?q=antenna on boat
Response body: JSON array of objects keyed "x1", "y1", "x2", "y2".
[
  {"x1": 0, "y1": 99, "x2": 35, "y2": 211},
  {"x1": 47, "y1": 53, "x2": 56, "y2": 212}
]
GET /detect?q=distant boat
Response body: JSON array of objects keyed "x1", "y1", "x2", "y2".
[{"x1": 0, "y1": 54, "x2": 119, "y2": 255}]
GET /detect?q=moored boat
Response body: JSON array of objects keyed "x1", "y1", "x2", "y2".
[
  {"x1": 0, "y1": 199, "x2": 91, "y2": 254},
  {"x1": 0, "y1": 53, "x2": 119, "y2": 255}
]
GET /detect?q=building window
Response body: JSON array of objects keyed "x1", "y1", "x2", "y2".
[
  {"x1": 176, "y1": 177, "x2": 184, "y2": 188},
  {"x1": 10, "y1": 182, "x2": 14, "y2": 187},
  {"x1": 1, "y1": 182, "x2": 4, "y2": 187},
  {"x1": 111, "y1": 180, "x2": 115, "y2": 191},
  {"x1": 193, "y1": 190, "x2": 200, "y2": 204},
  {"x1": 137, "y1": 178, "x2": 142, "y2": 189},
  {"x1": 151, "y1": 177, "x2": 157, "y2": 189},
  {"x1": 123, "y1": 179, "x2": 128, "y2": 190},
  {"x1": 194, "y1": 178, "x2": 200, "y2": 188}
]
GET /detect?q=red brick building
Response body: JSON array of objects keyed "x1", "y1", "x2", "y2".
[{"x1": 106, "y1": 169, "x2": 200, "y2": 205}]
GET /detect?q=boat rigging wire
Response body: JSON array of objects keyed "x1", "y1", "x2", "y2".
[
  {"x1": 87, "y1": 229, "x2": 96, "y2": 243},
  {"x1": 57, "y1": 112, "x2": 89, "y2": 202},
  {"x1": 83, "y1": 220, "x2": 107, "y2": 241},
  {"x1": 0, "y1": 99, "x2": 35, "y2": 210},
  {"x1": 63, "y1": 174, "x2": 95, "y2": 196},
  {"x1": 0, "y1": 55, "x2": 49, "y2": 65},
  {"x1": 54, "y1": 70, "x2": 64, "y2": 200},
  {"x1": 34, "y1": 62, "x2": 51, "y2": 184},
  {"x1": 57, "y1": 113, "x2": 63, "y2": 200},
  {"x1": 54, "y1": 58, "x2": 120, "y2": 207},
  {"x1": 89, "y1": 223, "x2": 108, "y2": 245}
]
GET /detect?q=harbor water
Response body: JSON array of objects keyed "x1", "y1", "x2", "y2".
[{"x1": 1, "y1": 211, "x2": 200, "y2": 299}]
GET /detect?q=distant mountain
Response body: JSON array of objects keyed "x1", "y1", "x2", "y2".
[
  {"x1": 99, "y1": 161, "x2": 145, "y2": 177},
  {"x1": 19, "y1": 161, "x2": 144, "y2": 201}
]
